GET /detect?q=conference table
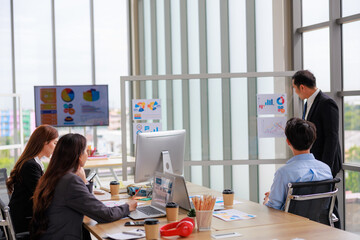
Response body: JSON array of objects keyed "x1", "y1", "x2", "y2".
[{"x1": 84, "y1": 182, "x2": 360, "y2": 239}]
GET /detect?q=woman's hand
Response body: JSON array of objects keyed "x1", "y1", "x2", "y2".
[
  {"x1": 76, "y1": 166, "x2": 87, "y2": 184},
  {"x1": 127, "y1": 200, "x2": 138, "y2": 212}
]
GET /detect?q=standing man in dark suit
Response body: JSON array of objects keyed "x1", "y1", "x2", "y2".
[
  {"x1": 292, "y1": 70, "x2": 342, "y2": 229},
  {"x1": 292, "y1": 70, "x2": 342, "y2": 178}
]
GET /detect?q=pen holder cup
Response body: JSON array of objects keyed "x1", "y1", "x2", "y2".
[{"x1": 196, "y1": 210, "x2": 213, "y2": 231}]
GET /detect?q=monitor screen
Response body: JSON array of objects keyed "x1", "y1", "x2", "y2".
[
  {"x1": 134, "y1": 129, "x2": 186, "y2": 183},
  {"x1": 34, "y1": 85, "x2": 109, "y2": 127}
]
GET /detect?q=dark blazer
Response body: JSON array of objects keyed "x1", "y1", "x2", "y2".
[
  {"x1": 307, "y1": 91, "x2": 342, "y2": 177},
  {"x1": 39, "y1": 173, "x2": 129, "y2": 240},
  {"x1": 9, "y1": 159, "x2": 43, "y2": 233}
]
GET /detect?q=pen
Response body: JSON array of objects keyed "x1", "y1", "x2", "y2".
[
  {"x1": 213, "y1": 232, "x2": 237, "y2": 237},
  {"x1": 122, "y1": 231, "x2": 144, "y2": 236}
]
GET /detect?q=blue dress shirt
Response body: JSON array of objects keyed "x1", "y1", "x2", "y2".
[{"x1": 265, "y1": 153, "x2": 333, "y2": 210}]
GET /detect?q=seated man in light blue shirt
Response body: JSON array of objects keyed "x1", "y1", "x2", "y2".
[{"x1": 263, "y1": 117, "x2": 333, "y2": 210}]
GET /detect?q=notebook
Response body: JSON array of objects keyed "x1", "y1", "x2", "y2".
[{"x1": 128, "y1": 172, "x2": 175, "y2": 220}]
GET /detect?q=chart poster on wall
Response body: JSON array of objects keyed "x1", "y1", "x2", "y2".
[
  {"x1": 133, "y1": 123, "x2": 162, "y2": 144},
  {"x1": 132, "y1": 99, "x2": 162, "y2": 120},
  {"x1": 34, "y1": 85, "x2": 109, "y2": 127},
  {"x1": 257, "y1": 94, "x2": 287, "y2": 115},
  {"x1": 257, "y1": 117, "x2": 287, "y2": 138}
]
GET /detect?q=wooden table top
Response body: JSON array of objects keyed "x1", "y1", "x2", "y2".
[{"x1": 84, "y1": 182, "x2": 360, "y2": 239}]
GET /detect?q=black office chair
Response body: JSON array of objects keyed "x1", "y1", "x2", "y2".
[
  {"x1": 0, "y1": 168, "x2": 30, "y2": 240},
  {"x1": 284, "y1": 177, "x2": 341, "y2": 227}
]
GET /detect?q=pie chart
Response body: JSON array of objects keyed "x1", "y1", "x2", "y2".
[{"x1": 61, "y1": 88, "x2": 75, "y2": 102}]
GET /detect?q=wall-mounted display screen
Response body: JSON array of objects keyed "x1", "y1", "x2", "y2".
[{"x1": 34, "y1": 85, "x2": 109, "y2": 127}]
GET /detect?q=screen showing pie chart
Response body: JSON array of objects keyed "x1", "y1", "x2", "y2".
[{"x1": 61, "y1": 88, "x2": 75, "y2": 102}]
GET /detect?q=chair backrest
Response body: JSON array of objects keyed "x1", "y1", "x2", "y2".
[
  {"x1": 0, "y1": 169, "x2": 9, "y2": 207},
  {"x1": 0, "y1": 168, "x2": 17, "y2": 240},
  {"x1": 284, "y1": 178, "x2": 341, "y2": 227}
]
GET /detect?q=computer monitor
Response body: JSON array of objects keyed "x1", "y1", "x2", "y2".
[{"x1": 134, "y1": 129, "x2": 186, "y2": 183}]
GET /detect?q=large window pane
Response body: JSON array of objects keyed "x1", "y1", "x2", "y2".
[
  {"x1": 55, "y1": 0, "x2": 91, "y2": 85},
  {"x1": 344, "y1": 96, "x2": 360, "y2": 164},
  {"x1": 303, "y1": 28, "x2": 330, "y2": 92},
  {"x1": 207, "y1": 0, "x2": 223, "y2": 192},
  {"x1": 0, "y1": 0, "x2": 12, "y2": 95},
  {"x1": 229, "y1": 0, "x2": 249, "y2": 200},
  {"x1": 343, "y1": 21, "x2": 360, "y2": 91},
  {"x1": 14, "y1": 0, "x2": 52, "y2": 112},
  {"x1": 187, "y1": 0, "x2": 202, "y2": 185},
  {"x1": 342, "y1": 0, "x2": 360, "y2": 17},
  {"x1": 345, "y1": 170, "x2": 360, "y2": 234},
  {"x1": 93, "y1": 0, "x2": 128, "y2": 154},
  {"x1": 302, "y1": 0, "x2": 329, "y2": 26}
]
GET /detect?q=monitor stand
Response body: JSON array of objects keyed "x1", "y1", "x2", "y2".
[{"x1": 161, "y1": 151, "x2": 174, "y2": 174}]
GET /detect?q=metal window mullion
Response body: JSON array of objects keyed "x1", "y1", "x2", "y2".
[
  {"x1": 164, "y1": 0, "x2": 173, "y2": 130},
  {"x1": 150, "y1": 0, "x2": 158, "y2": 98},
  {"x1": 337, "y1": 90, "x2": 360, "y2": 97},
  {"x1": 246, "y1": 0, "x2": 258, "y2": 203},
  {"x1": 51, "y1": 0, "x2": 57, "y2": 85},
  {"x1": 296, "y1": 21, "x2": 330, "y2": 33},
  {"x1": 220, "y1": 0, "x2": 232, "y2": 190},
  {"x1": 199, "y1": 0, "x2": 210, "y2": 188},
  {"x1": 10, "y1": 0, "x2": 19, "y2": 160},
  {"x1": 179, "y1": 0, "x2": 191, "y2": 181},
  {"x1": 336, "y1": 13, "x2": 360, "y2": 24},
  {"x1": 138, "y1": 0, "x2": 146, "y2": 97},
  {"x1": 292, "y1": 0, "x2": 303, "y2": 119},
  {"x1": 329, "y1": 0, "x2": 344, "y2": 230},
  {"x1": 89, "y1": 0, "x2": 98, "y2": 150}
]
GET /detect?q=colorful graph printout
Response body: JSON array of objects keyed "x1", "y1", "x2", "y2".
[
  {"x1": 257, "y1": 117, "x2": 287, "y2": 138},
  {"x1": 132, "y1": 99, "x2": 162, "y2": 120},
  {"x1": 213, "y1": 209, "x2": 256, "y2": 222},
  {"x1": 257, "y1": 94, "x2": 287, "y2": 115},
  {"x1": 133, "y1": 123, "x2": 162, "y2": 144}
]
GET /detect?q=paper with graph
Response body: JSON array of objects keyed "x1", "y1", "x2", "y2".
[{"x1": 257, "y1": 117, "x2": 287, "y2": 138}]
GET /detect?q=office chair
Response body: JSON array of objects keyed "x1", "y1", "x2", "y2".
[
  {"x1": 0, "y1": 168, "x2": 29, "y2": 240},
  {"x1": 284, "y1": 177, "x2": 341, "y2": 227}
]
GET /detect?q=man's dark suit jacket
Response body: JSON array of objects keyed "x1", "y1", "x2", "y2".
[
  {"x1": 9, "y1": 159, "x2": 43, "y2": 233},
  {"x1": 39, "y1": 173, "x2": 129, "y2": 240},
  {"x1": 306, "y1": 91, "x2": 342, "y2": 177}
]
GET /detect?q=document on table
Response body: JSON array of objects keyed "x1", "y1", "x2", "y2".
[
  {"x1": 107, "y1": 229, "x2": 145, "y2": 240},
  {"x1": 213, "y1": 209, "x2": 256, "y2": 222}
]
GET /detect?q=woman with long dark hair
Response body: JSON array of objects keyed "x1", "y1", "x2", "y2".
[
  {"x1": 7, "y1": 125, "x2": 58, "y2": 233},
  {"x1": 31, "y1": 133, "x2": 137, "y2": 239}
]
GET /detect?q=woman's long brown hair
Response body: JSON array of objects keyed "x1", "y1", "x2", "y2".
[
  {"x1": 6, "y1": 125, "x2": 58, "y2": 193},
  {"x1": 31, "y1": 133, "x2": 86, "y2": 239}
]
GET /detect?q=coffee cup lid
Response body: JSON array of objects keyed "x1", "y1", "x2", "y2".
[
  {"x1": 144, "y1": 218, "x2": 159, "y2": 225},
  {"x1": 110, "y1": 181, "x2": 119, "y2": 185},
  {"x1": 222, "y1": 189, "x2": 234, "y2": 194},
  {"x1": 166, "y1": 202, "x2": 178, "y2": 208}
]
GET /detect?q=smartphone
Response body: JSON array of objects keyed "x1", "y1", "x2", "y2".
[
  {"x1": 124, "y1": 221, "x2": 145, "y2": 226},
  {"x1": 86, "y1": 171, "x2": 97, "y2": 182}
]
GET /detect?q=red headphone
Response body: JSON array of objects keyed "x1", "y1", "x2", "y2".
[{"x1": 160, "y1": 217, "x2": 195, "y2": 237}]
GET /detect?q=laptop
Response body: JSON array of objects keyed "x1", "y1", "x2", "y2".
[{"x1": 128, "y1": 172, "x2": 175, "y2": 220}]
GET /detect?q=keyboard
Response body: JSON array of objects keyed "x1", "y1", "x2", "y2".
[{"x1": 137, "y1": 206, "x2": 163, "y2": 216}]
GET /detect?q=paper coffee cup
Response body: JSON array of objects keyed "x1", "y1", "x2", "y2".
[
  {"x1": 144, "y1": 219, "x2": 159, "y2": 240},
  {"x1": 165, "y1": 202, "x2": 179, "y2": 222},
  {"x1": 222, "y1": 189, "x2": 234, "y2": 208},
  {"x1": 110, "y1": 181, "x2": 120, "y2": 195}
]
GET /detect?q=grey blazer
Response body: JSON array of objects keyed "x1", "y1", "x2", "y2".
[{"x1": 39, "y1": 173, "x2": 129, "y2": 240}]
